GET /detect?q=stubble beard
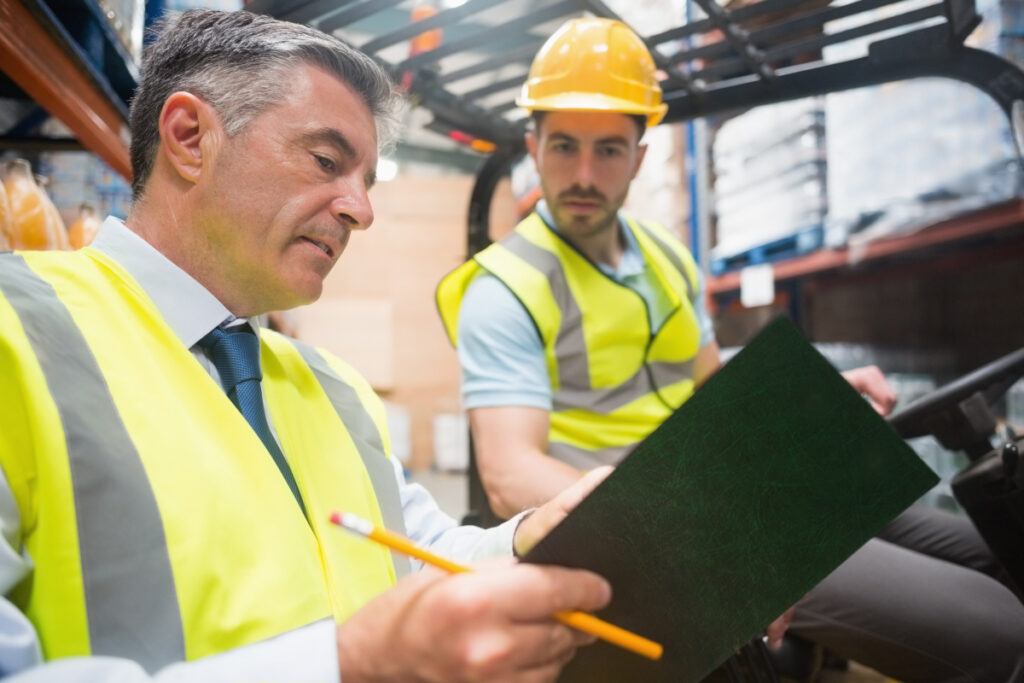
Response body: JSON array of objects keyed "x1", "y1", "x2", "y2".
[{"x1": 552, "y1": 191, "x2": 625, "y2": 242}]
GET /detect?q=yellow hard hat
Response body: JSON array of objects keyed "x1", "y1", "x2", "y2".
[{"x1": 517, "y1": 17, "x2": 667, "y2": 128}]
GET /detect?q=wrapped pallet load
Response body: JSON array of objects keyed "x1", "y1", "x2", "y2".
[
  {"x1": 0, "y1": 177, "x2": 11, "y2": 250},
  {"x1": 68, "y1": 202, "x2": 101, "y2": 249},
  {"x1": 2, "y1": 159, "x2": 70, "y2": 251}
]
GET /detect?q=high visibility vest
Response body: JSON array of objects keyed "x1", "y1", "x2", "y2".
[
  {"x1": 0, "y1": 248, "x2": 409, "y2": 672},
  {"x1": 438, "y1": 212, "x2": 702, "y2": 469}
]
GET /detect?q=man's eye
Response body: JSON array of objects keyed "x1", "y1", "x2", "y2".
[
  {"x1": 599, "y1": 146, "x2": 622, "y2": 157},
  {"x1": 314, "y1": 154, "x2": 336, "y2": 172}
]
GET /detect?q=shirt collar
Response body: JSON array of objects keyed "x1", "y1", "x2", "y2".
[
  {"x1": 90, "y1": 217, "x2": 259, "y2": 347},
  {"x1": 534, "y1": 199, "x2": 645, "y2": 279}
]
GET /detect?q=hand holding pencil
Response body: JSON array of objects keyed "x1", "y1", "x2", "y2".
[
  {"x1": 331, "y1": 465, "x2": 650, "y2": 682},
  {"x1": 333, "y1": 530, "x2": 615, "y2": 682},
  {"x1": 331, "y1": 511, "x2": 663, "y2": 661}
]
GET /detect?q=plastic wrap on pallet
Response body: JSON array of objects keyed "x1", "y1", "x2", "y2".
[
  {"x1": 714, "y1": 141, "x2": 825, "y2": 196},
  {"x1": 712, "y1": 98, "x2": 823, "y2": 161},
  {"x1": 97, "y1": 0, "x2": 145, "y2": 61},
  {"x1": 823, "y1": 0, "x2": 1022, "y2": 249},
  {"x1": 36, "y1": 152, "x2": 133, "y2": 222},
  {"x1": 710, "y1": 97, "x2": 827, "y2": 270},
  {"x1": 714, "y1": 163, "x2": 826, "y2": 215}
]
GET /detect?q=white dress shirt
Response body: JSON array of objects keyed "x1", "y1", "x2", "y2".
[{"x1": 0, "y1": 218, "x2": 521, "y2": 682}]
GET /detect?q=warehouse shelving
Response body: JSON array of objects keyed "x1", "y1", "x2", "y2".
[
  {"x1": 706, "y1": 198, "x2": 1024, "y2": 295},
  {"x1": 0, "y1": 0, "x2": 134, "y2": 179}
]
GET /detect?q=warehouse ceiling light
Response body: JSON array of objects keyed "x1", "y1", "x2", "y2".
[{"x1": 376, "y1": 158, "x2": 398, "y2": 182}]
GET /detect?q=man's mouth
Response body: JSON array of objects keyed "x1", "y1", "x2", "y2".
[
  {"x1": 563, "y1": 199, "x2": 601, "y2": 211},
  {"x1": 561, "y1": 193, "x2": 604, "y2": 207},
  {"x1": 301, "y1": 236, "x2": 333, "y2": 257}
]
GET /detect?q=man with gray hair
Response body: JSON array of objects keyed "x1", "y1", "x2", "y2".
[{"x1": 0, "y1": 9, "x2": 609, "y2": 681}]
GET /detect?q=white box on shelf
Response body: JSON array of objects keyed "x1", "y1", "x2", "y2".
[{"x1": 432, "y1": 413, "x2": 468, "y2": 472}]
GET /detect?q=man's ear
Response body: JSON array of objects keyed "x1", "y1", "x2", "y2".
[
  {"x1": 631, "y1": 142, "x2": 648, "y2": 180},
  {"x1": 158, "y1": 92, "x2": 222, "y2": 185},
  {"x1": 525, "y1": 131, "x2": 539, "y2": 164}
]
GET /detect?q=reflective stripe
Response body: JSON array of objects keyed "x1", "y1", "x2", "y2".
[
  {"x1": 649, "y1": 359, "x2": 696, "y2": 395},
  {"x1": 505, "y1": 225, "x2": 695, "y2": 415},
  {"x1": 501, "y1": 232, "x2": 589, "y2": 391},
  {"x1": 0, "y1": 254, "x2": 184, "y2": 672},
  {"x1": 290, "y1": 340, "x2": 410, "y2": 579},
  {"x1": 548, "y1": 441, "x2": 634, "y2": 469},
  {"x1": 552, "y1": 357, "x2": 694, "y2": 414},
  {"x1": 553, "y1": 380, "x2": 644, "y2": 414},
  {"x1": 633, "y1": 221, "x2": 695, "y2": 300}
]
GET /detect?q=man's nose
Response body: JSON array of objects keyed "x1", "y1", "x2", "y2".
[
  {"x1": 573, "y1": 148, "x2": 596, "y2": 188},
  {"x1": 330, "y1": 179, "x2": 374, "y2": 231}
]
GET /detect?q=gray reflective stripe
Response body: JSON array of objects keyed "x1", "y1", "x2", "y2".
[
  {"x1": 552, "y1": 366, "x2": 650, "y2": 414},
  {"x1": 649, "y1": 359, "x2": 696, "y2": 394},
  {"x1": 0, "y1": 254, "x2": 184, "y2": 672},
  {"x1": 548, "y1": 441, "x2": 635, "y2": 469},
  {"x1": 632, "y1": 221, "x2": 696, "y2": 301},
  {"x1": 500, "y1": 232, "x2": 589, "y2": 391},
  {"x1": 552, "y1": 356, "x2": 694, "y2": 414},
  {"x1": 290, "y1": 340, "x2": 410, "y2": 579}
]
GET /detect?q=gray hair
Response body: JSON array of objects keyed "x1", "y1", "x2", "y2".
[{"x1": 129, "y1": 9, "x2": 400, "y2": 199}]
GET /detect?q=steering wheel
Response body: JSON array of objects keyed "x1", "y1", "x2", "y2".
[{"x1": 887, "y1": 347, "x2": 1024, "y2": 460}]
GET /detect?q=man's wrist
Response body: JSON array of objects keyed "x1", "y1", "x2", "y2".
[{"x1": 512, "y1": 508, "x2": 537, "y2": 558}]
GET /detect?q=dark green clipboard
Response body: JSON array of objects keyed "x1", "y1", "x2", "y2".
[{"x1": 523, "y1": 316, "x2": 938, "y2": 682}]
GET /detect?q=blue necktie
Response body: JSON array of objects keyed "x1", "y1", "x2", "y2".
[{"x1": 198, "y1": 325, "x2": 305, "y2": 516}]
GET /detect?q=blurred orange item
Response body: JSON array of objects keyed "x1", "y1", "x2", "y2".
[
  {"x1": 409, "y1": 4, "x2": 441, "y2": 56},
  {"x1": 68, "y1": 203, "x2": 101, "y2": 249},
  {"x1": 2, "y1": 160, "x2": 69, "y2": 251},
  {"x1": 39, "y1": 176, "x2": 70, "y2": 250},
  {"x1": 0, "y1": 179, "x2": 11, "y2": 250}
]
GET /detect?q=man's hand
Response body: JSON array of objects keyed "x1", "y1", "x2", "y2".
[
  {"x1": 513, "y1": 467, "x2": 614, "y2": 557},
  {"x1": 765, "y1": 605, "x2": 796, "y2": 650},
  {"x1": 336, "y1": 560, "x2": 611, "y2": 682},
  {"x1": 841, "y1": 365, "x2": 897, "y2": 416}
]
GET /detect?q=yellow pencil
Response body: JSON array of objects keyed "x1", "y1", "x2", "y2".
[{"x1": 329, "y1": 511, "x2": 663, "y2": 661}]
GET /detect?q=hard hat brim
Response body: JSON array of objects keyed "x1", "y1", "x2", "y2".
[{"x1": 516, "y1": 92, "x2": 667, "y2": 128}]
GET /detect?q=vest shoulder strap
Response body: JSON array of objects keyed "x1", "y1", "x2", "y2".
[
  {"x1": 263, "y1": 333, "x2": 409, "y2": 546},
  {"x1": 624, "y1": 215, "x2": 699, "y2": 301}
]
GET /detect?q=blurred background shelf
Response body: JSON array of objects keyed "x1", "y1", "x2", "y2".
[
  {"x1": 0, "y1": 0, "x2": 135, "y2": 179},
  {"x1": 707, "y1": 198, "x2": 1024, "y2": 295}
]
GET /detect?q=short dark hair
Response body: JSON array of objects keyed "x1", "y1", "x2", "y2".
[
  {"x1": 530, "y1": 111, "x2": 647, "y2": 141},
  {"x1": 129, "y1": 9, "x2": 399, "y2": 199}
]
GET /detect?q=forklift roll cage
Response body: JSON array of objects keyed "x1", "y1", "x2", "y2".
[
  {"x1": 251, "y1": 0, "x2": 1024, "y2": 256},
  {"x1": 251, "y1": 0, "x2": 1024, "y2": 532}
]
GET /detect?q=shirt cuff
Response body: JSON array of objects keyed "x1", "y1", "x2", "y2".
[
  {"x1": 463, "y1": 390, "x2": 552, "y2": 411},
  {"x1": 464, "y1": 510, "x2": 533, "y2": 564}
]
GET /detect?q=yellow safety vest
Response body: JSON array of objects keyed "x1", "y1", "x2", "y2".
[
  {"x1": 438, "y1": 212, "x2": 702, "y2": 469},
  {"x1": 0, "y1": 249, "x2": 407, "y2": 672}
]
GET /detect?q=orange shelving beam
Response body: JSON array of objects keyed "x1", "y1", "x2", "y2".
[{"x1": 0, "y1": 0, "x2": 131, "y2": 180}]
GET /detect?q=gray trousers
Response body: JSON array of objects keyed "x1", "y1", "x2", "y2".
[{"x1": 791, "y1": 505, "x2": 1024, "y2": 683}]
